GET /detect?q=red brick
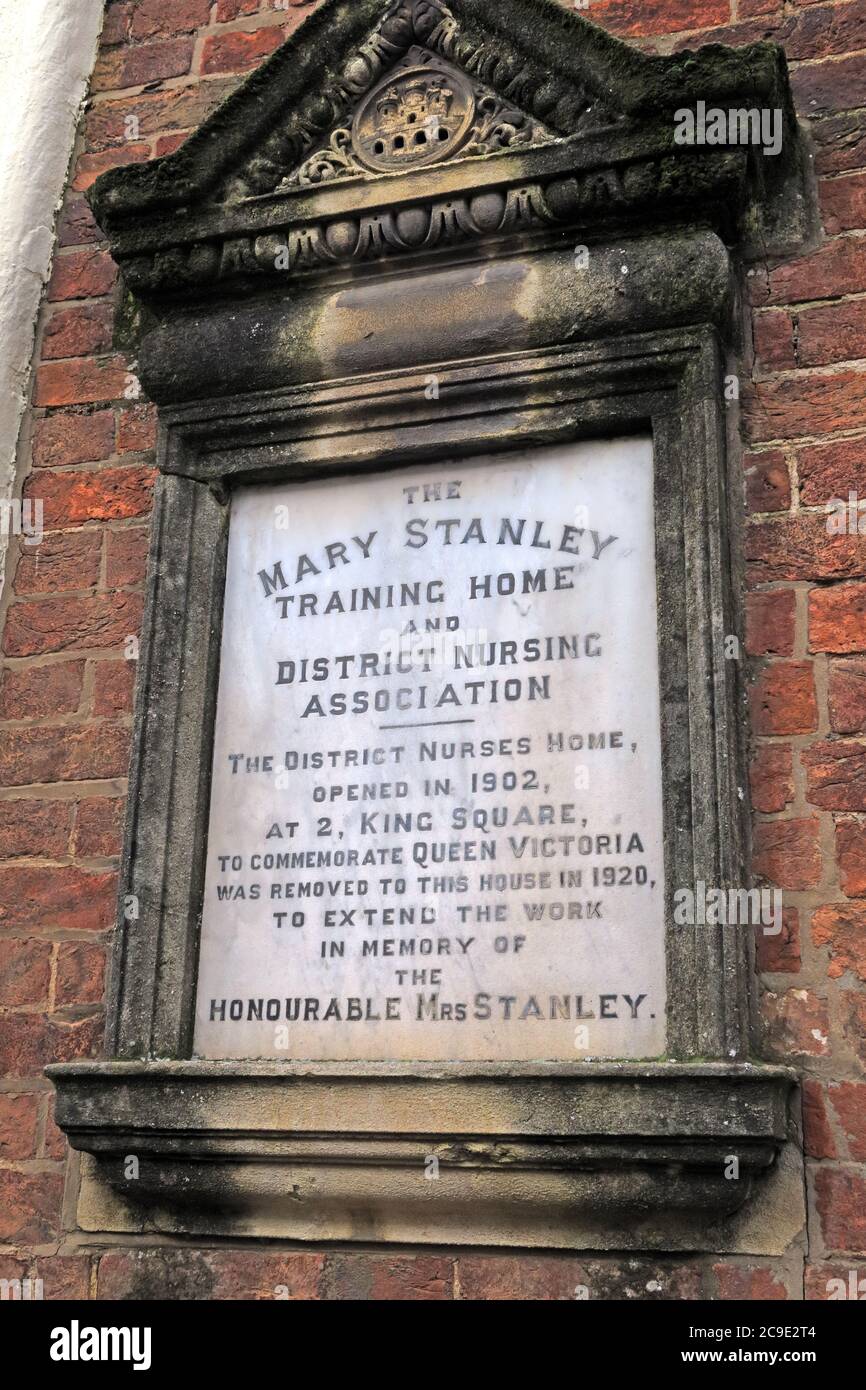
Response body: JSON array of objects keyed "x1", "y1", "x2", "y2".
[
  {"x1": 35, "y1": 1257, "x2": 91, "y2": 1301},
  {"x1": 756, "y1": 906, "x2": 801, "y2": 973},
  {"x1": 830, "y1": 659, "x2": 866, "y2": 731},
  {"x1": 805, "y1": 740, "x2": 866, "y2": 811},
  {"x1": 455, "y1": 1254, "x2": 701, "y2": 1300},
  {"x1": 92, "y1": 660, "x2": 137, "y2": 717},
  {"x1": 837, "y1": 818, "x2": 866, "y2": 895},
  {"x1": 822, "y1": 173, "x2": 866, "y2": 236},
  {"x1": 56, "y1": 942, "x2": 107, "y2": 1006},
  {"x1": 116, "y1": 403, "x2": 157, "y2": 454},
  {"x1": 678, "y1": 0, "x2": 866, "y2": 61},
  {"x1": 92, "y1": 53, "x2": 121, "y2": 92},
  {"x1": 91, "y1": 41, "x2": 194, "y2": 94},
  {"x1": 577, "y1": 0, "x2": 729, "y2": 39},
  {"x1": 106, "y1": 529, "x2": 149, "y2": 588},
  {"x1": 760, "y1": 988, "x2": 830, "y2": 1056},
  {"x1": 322, "y1": 1254, "x2": 452, "y2": 1301},
  {"x1": 744, "y1": 369, "x2": 866, "y2": 442},
  {"x1": 753, "y1": 312, "x2": 796, "y2": 373},
  {"x1": 789, "y1": 0, "x2": 866, "y2": 59},
  {"x1": 24, "y1": 464, "x2": 154, "y2": 527},
  {"x1": 74, "y1": 145, "x2": 153, "y2": 194},
  {"x1": 792, "y1": 53, "x2": 866, "y2": 119},
  {"x1": 42, "y1": 304, "x2": 114, "y2": 361},
  {"x1": 0, "y1": 1257, "x2": 28, "y2": 1285},
  {"x1": 75, "y1": 798, "x2": 126, "y2": 857},
  {"x1": 811, "y1": 583, "x2": 866, "y2": 654},
  {"x1": 753, "y1": 817, "x2": 822, "y2": 889},
  {"x1": 216, "y1": 0, "x2": 259, "y2": 19},
  {"x1": 155, "y1": 131, "x2": 191, "y2": 156},
  {"x1": 829, "y1": 1081, "x2": 866, "y2": 1160},
  {"x1": 734, "y1": 0, "x2": 779, "y2": 20},
  {"x1": 813, "y1": 112, "x2": 866, "y2": 176},
  {"x1": 713, "y1": 1264, "x2": 788, "y2": 1300},
  {"x1": 752, "y1": 236, "x2": 866, "y2": 307},
  {"x1": 0, "y1": 661, "x2": 85, "y2": 720},
  {"x1": 0, "y1": 1094, "x2": 39, "y2": 1161},
  {"x1": 745, "y1": 589, "x2": 795, "y2": 656},
  {"x1": 795, "y1": 299, "x2": 866, "y2": 367},
  {"x1": 0, "y1": 938, "x2": 52, "y2": 1006},
  {"x1": 0, "y1": 1171, "x2": 64, "y2": 1245},
  {"x1": 86, "y1": 63, "x2": 130, "y2": 115},
  {"x1": 47, "y1": 249, "x2": 117, "y2": 303},
  {"x1": 85, "y1": 80, "x2": 237, "y2": 151},
  {"x1": 3, "y1": 593, "x2": 144, "y2": 658},
  {"x1": 0, "y1": 1011, "x2": 103, "y2": 1077},
  {"x1": 750, "y1": 743, "x2": 794, "y2": 814},
  {"x1": 836, "y1": 679, "x2": 866, "y2": 750},
  {"x1": 813, "y1": 903, "x2": 866, "y2": 981},
  {"x1": 43, "y1": 1097, "x2": 66, "y2": 1161},
  {"x1": 744, "y1": 449, "x2": 791, "y2": 512},
  {"x1": 841, "y1": 990, "x2": 866, "y2": 1070},
  {"x1": 815, "y1": 1167, "x2": 866, "y2": 1253},
  {"x1": 0, "y1": 866, "x2": 117, "y2": 933},
  {"x1": 803, "y1": 1078, "x2": 837, "y2": 1158},
  {"x1": 57, "y1": 196, "x2": 101, "y2": 248},
  {"x1": 747, "y1": 514, "x2": 866, "y2": 584},
  {"x1": 799, "y1": 437, "x2": 866, "y2": 507},
  {"x1": 13, "y1": 531, "x2": 102, "y2": 596},
  {"x1": 366, "y1": 1256, "x2": 454, "y2": 1301},
  {"x1": 97, "y1": 1248, "x2": 325, "y2": 1300},
  {"x1": 130, "y1": 0, "x2": 212, "y2": 40},
  {"x1": 101, "y1": 1, "x2": 133, "y2": 46},
  {"x1": 749, "y1": 662, "x2": 818, "y2": 735},
  {"x1": 200, "y1": 25, "x2": 286, "y2": 75},
  {"x1": 0, "y1": 724, "x2": 131, "y2": 787},
  {"x1": 32, "y1": 410, "x2": 115, "y2": 469},
  {"x1": 34, "y1": 356, "x2": 130, "y2": 409},
  {"x1": 0, "y1": 800, "x2": 72, "y2": 859}
]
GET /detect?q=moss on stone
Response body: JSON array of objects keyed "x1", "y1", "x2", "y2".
[
  {"x1": 90, "y1": 0, "x2": 385, "y2": 225},
  {"x1": 91, "y1": 0, "x2": 794, "y2": 232}
]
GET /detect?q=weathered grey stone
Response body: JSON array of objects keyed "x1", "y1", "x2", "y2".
[
  {"x1": 52, "y1": 1060, "x2": 799, "y2": 1250},
  {"x1": 90, "y1": 0, "x2": 809, "y2": 302}
]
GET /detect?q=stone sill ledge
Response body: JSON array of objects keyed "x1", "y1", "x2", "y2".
[{"x1": 49, "y1": 1060, "x2": 799, "y2": 1252}]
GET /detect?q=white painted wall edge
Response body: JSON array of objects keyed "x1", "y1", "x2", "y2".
[{"x1": 0, "y1": 0, "x2": 105, "y2": 597}]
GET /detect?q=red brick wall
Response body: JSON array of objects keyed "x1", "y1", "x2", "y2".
[{"x1": 1, "y1": 0, "x2": 865, "y2": 1301}]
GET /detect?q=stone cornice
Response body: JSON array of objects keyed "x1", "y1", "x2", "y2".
[
  {"x1": 50, "y1": 1060, "x2": 798, "y2": 1250},
  {"x1": 88, "y1": 0, "x2": 806, "y2": 303}
]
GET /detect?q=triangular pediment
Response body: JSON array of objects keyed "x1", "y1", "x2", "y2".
[
  {"x1": 210, "y1": 4, "x2": 626, "y2": 203},
  {"x1": 89, "y1": 0, "x2": 675, "y2": 224},
  {"x1": 90, "y1": 0, "x2": 803, "y2": 298},
  {"x1": 271, "y1": 43, "x2": 574, "y2": 193}
]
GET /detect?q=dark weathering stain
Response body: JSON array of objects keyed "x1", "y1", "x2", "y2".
[{"x1": 323, "y1": 259, "x2": 534, "y2": 378}]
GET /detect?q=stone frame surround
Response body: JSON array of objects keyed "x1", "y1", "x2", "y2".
[{"x1": 49, "y1": 0, "x2": 811, "y2": 1250}]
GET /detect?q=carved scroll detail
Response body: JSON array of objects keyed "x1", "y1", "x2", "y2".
[
  {"x1": 225, "y1": 0, "x2": 619, "y2": 201},
  {"x1": 283, "y1": 52, "x2": 558, "y2": 189}
]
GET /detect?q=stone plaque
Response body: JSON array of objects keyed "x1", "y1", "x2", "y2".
[{"x1": 193, "y1": 437, "x2": 666, "y2": 1060}]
